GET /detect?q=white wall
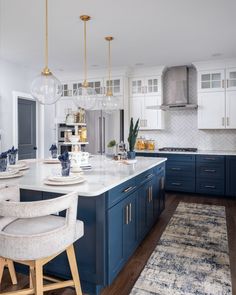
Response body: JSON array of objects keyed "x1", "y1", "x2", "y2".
[{"x1": 0, "y1": 59, "x2": 35, "y2": 152}]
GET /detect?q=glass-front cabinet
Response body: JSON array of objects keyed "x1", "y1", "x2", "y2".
[
  {"x1": 198, "y1": 70, "x2": 225, "y2": 92},
  {"x1": 130, "y1": 77, "x2": 161, "y2": 96},
  {"x1": 226, "y1": 68, "x2": 236, "y2": 91}
]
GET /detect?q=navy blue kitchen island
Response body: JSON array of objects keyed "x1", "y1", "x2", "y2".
[{"x1": 13, "y1": 157, "x2": 166, "y2": 295}]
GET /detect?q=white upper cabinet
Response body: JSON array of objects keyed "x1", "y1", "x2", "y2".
[
  {"x1": 198, "y1": 70, "x2": 225, "y2": 92},
  {"x1": 104, "y1": 77, "x2": 123, "y2": 96},
  {"x1": 129, "y1": 75, "x2": 165, "y2": 130},
  {"x1": 226, "y1": 68, "x2": 236, "y2": 91},
  {"x1": 196, "y1": 62, "x2": 236, "y2": 129},
  {"x1": 130, "y1": 76, "x2": 161, "y2": 96}
]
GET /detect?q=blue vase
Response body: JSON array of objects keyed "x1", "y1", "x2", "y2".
[
  {"x1": 8, "y1": 153, "x2": 17, "y2": 165},
  {"x1": 61, "y1": 160, "x2": 71, "y2": 177},
  {"x1": 127, "y1": 151, "x2": 136, "y2": 160},
  {"x1": 51, "y1": 149, "x2": 58, "y2": 159},
  {"x1": 0, "y1": 158, "x2": 7, "y2": 172}
]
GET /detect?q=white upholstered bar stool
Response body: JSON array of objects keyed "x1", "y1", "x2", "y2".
[
  {"x1": 0, "y1": 191, "x2": 84, "y2": 295},
  {"x1": 0, "y1": 184, "x2": 20, "y2": 285}
]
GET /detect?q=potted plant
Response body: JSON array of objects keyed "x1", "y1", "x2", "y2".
[
  {"x1": 127, "y1": 118, "x2": 139, "y2": 159},
  {"x1": 107, "y1": 140, "x2": 116, "y2": 157}
]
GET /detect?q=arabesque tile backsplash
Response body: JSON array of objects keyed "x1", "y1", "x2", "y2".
[{"x1": 139, "y1": 110, "x2": 236, "y2": 151}]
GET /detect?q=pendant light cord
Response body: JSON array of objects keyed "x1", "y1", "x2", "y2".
[
  {"x1": 42, "y1": 0, "x2": 51, "y2": 75},
  {"x1": 108, "y1": 40, "x2": 111, "y2": 92},
  {"x1": 84, "y1": 20, "x2": 87, "y2": 85}
]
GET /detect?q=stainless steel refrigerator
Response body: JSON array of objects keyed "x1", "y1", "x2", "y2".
[{"x1": 85, "y1": 110, "x2": 124, "y2": 155}]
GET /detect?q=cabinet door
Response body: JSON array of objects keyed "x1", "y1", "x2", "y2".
[
  {"x1": 226, "y1": 68, "x2": 236, "y2": 91},
  {"x1": 130, "y1": 79, "x2": 145, "y2": 96},
  {"x1": 226, "y1": 91, "x2": 236, "y2": 129},
  {"x1": 107, "y1": 199, "x2": 126, "y2": 284},
  {"x1": 123, "y1": 193, "x2": 138, "y2": 259},
  {"x1": 105, "y1": 78, "x2": 123, "y2": 96},
  {"x1": 198, "y1": 70, "x2": 225, "y2": 92},
  {"x1": 198, "y1": 92, "x2": 226, "y2": 129},
  {"x1": 145, "y1": 77, "x2": 160, "y2": 95},
  {"x1": 226, "y1": 157, "x2": 236, "y2": 197},
  {"x1": 143, "y1": 96, "x2": 165, "y2": 130},
  {"x1": 130, "y1": 96, "x2": 144, "y2": 127}
]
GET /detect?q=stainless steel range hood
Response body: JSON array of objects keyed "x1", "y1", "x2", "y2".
[{"x1": 160, "y1": 66, "x2": 198, "y2": 111}]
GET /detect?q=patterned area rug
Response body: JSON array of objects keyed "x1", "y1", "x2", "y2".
[{"x1": 130, "y1": 202, "x2": 232, "y2": 295}]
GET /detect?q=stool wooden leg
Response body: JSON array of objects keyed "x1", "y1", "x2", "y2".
[
  {"x1": 35, "y1": 261, "x2": 43, "y2": 295},
  {"x1": 66, "y1": 245, "x2": 83, "y2": 295},
  {"x1": 0, "y1": 257, "x2": 5, "y2": 284},
  {"x1": 6, "y1": 259, "x2": 17, "y2": 285}
]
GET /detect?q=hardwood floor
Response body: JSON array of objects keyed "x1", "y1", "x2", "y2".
[{"x1": 1, "y1": 193, "x2": 236, "y2": 295}]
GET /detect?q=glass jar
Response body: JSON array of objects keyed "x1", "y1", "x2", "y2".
[
  {"x1": 81, "y1": 127, "x2": 87, "y2": 142},
  {"x1": 136, "y1": 137, "x2": 145, "y2": 150},
  {"x1": 147, "y1": 140, "x2": 155, "y2": 150}
]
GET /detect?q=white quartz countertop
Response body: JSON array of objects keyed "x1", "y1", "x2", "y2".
[
  {"x1": 136, "y1": 149, "x2": 236, "y2": 156},
  {"x1": 1, "y1": 156, "x2": 167, "y2": 197}
]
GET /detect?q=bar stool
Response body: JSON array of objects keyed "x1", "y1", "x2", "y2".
[
  {"x1": 0, "y1": 184, "x2": 20, "y2": 285},
  {"x1": 0, "y1": 191, "x2": 84, "y2": 295}
]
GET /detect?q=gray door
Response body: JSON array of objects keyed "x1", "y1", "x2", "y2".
[{"x1": 18, "y1": 98, "x2": 37, "y2": 160}]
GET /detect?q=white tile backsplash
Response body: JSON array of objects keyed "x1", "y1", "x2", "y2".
[{"x1": 139, "y1": 110, "x2": 236, "y2": 151}]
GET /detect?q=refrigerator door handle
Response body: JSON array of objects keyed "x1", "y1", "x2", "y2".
[
  {"x1": 103, "y1": 117, "x2": 105, "y2": 153},
  {"x1": 98, "y1": 116, "x2": 102, "y2": 153}
]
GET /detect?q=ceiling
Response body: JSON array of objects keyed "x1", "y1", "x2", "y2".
[{"x1": 0, "y1": 0, "x2": 236, "y2": 72}]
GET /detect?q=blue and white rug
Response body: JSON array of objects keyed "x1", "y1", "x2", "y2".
[{"x1": 130, "y1": 202, "x2": 232, "y2": 295}]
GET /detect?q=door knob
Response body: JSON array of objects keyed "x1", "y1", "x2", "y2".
[{"x1": 33, "y1": 147, "x2": 37, "y2": 150}]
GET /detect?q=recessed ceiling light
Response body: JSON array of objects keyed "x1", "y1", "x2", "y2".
[
  {"x1": 135, "y1": 63, "x2": 144, "y2": 66},
  {"x1": 212, "y1": 53, "x2": 222, "y2": 57}
]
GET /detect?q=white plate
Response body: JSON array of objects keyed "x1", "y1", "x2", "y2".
[
  {"x1": 0, "y1": 169, "x2": 19, "y2": 177},
  {"x1": 43, "y1": 159, "x2": 60, "y2": 164},
  {"x1": 44, "y1": 176, "x2": 86, "y2": 186},
  {"x1": 0, "y1": 172, "x2": 23, "y2": 179},
  {"x1": 9, "y1": 161, "x2": 27, "y2": 169},
  {"x1": 48, "y1": 175, "x2": 79, "y2": 182}
]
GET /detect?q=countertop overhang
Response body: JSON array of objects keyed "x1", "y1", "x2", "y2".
[
  {"x1": 136, "y1": 149, "x2": 236, "y2": 156},
  {"x1": 2, "y1": 156, "x2": 167, "y2": 197}
]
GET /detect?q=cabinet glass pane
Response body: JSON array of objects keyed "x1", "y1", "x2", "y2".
[
  {"x1": 211, "y1": 73, "x2": 221, "y2": 80},
  {"x1": 211, "y1": 81, "x2": 221, "y2": 88},
  {"x1": 201, "y1": 74, "x2": 210, "y2": 81},
  {"x1": 228, "y1": 80, "x2": 236, "y2": 87},
  {"x1": 153, "y1": 86, "x2": 158, "y2": 92},
  {"x1": 114, "y1": 80, "x2": 120, "y2": 86},
  {"x1": 114, "y1": 86, "x2": 120, "y2": 93},
  {"x1": 229, "y1": 72, "x2": 236, "y2": 79},
  {"x1": 201, "y1": 81, "x2": 211, "y2": 89}
]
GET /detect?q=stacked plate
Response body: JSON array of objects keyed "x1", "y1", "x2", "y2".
[
  {"x1": 43, "y1": 158, "x2": 60, "y2": 164},
  {"x1": 0, "y1": 169, "x2": 23, "y2": 179},
  {"x1": 9, "y1": 161, "x2": 29, "y2": 171},
  {"x1": 44, "y1": 174, "x2": 86, "y2": 186}
]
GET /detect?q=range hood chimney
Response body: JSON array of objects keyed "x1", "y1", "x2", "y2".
[{"x1": 160, "y1": 66, "x2": 198, "y2": 111}]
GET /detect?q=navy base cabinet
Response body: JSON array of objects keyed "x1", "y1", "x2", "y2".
[
  {"x1": 226, "y1": 156, "x2": 236, "y2": 197},
  {"x1": 19, "y1": 162, "x2": 166, "y2": 295}
]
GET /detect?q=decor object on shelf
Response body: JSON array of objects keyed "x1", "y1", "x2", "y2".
[
  {"x1": 7, "y1": 146, "x2": 18, "y2": 165},
  {"x1": 0, "y1": 152, "x2": 8, "y2": 172},
  {"x1": 49, "y1": 144, "x2": 58, "y2": 159},
  {"x1": 127, "y1": 118, "x2": 139, "y2": 159},
  {"x1": 102, "y1": 36, "x2": 119, "y2": 113},
  {"x1": 58, "y1": 152, "x2": 71, "y2": 176},
  {"x1": 74, "y1": 15, "x2": 97, "y2": 110},
  {"x1": 65, "y1": 110, "x2": 75, "y2": 125},
  {"x1": 31, "y1": 0, "x2": 62, "y2": 105},
  {"x1": 70, "y1": 152, "x2": 90, "y2": 169}
]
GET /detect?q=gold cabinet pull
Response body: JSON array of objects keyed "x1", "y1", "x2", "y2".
[
  {"x1": 125, "y1": 205, "x2": 129, "y2": 224},
  {"x1": 123, "y1": 186, "x2": 134, "y2": 193},
  {"x1": 129, "y1": 203, "x2": 132, "y2": 222},
  {"x1": 150, "y1": 186, "x2": 153, "y2": 201}
]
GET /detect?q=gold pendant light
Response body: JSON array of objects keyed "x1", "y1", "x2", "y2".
[
  {"x1": 74, "y1": 15, "x2": 97, "y2": 110},
  {"x1": 31, "y1": 0, "x2": 62, "y2": 105},
  {"x1": 102, "y1": 36, "x2": 119, "y2": 113}
]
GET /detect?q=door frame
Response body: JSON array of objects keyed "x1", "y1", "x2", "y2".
[{"x1": 12, "y1": 91, "x2": 45, "y2": 159}]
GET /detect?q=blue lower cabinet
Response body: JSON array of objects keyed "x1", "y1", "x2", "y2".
[
  {"x1": 166, "y1": 177, "x2": 195, "y2": 193},
  {"x1": 226, "y1": 156, "x2": 236, "y2": 197},
  {"x1": 107, "y1": 191, "x2": 138, "y2": 285},
  {"x1": 196, "y1": 179, "x2": 225, "y2": 195}
]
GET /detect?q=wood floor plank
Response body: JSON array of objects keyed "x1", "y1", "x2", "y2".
[{"x1": 1, "y1": 193, "x2": 236, "y2": 295}]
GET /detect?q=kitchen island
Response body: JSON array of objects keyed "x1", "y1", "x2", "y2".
[{"x1": 2, "y1": 156, "x2": 166, "y2": 295}]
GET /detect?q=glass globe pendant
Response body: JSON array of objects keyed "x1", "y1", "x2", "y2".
[
  {"x1": 74, "y1": 15, "x2": 97, "y2": 110},
  {"x1": 31, "y1": 0, "x2": 62, "y2": 105},
  {"x1": 102, "y1": 36, "x2": 119, "y2": 113}
]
